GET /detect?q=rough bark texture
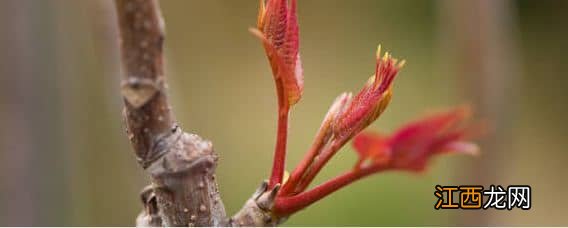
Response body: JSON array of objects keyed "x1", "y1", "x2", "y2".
[
  {"x1": 114, "y1": 0, "x2": 278, "y2": 226},
  {"x1": 115, "y1": 0, "x2": 227, "y2": 226}
]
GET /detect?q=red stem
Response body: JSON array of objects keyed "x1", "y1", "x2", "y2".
[
  {"x1": 280, "y1": 122, "x2": 330, "y2": 195},
  {"x1": 294, "y1": 136, "x2": 349, "y2": 193},
  {"x1": 274, "y1": 163, "x2": 389, "y2": 215},
  {"x1": 268, "y1": 103, "x2": 290, "y2": 188}
]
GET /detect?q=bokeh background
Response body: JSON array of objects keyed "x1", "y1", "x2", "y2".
[{"x1": 1, "y1": 0, "x2": 567, "y2": 226}]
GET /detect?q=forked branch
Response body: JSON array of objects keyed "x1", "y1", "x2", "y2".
[{"x1": 114, "y1": 0, "x2": 479, "y2": 226}]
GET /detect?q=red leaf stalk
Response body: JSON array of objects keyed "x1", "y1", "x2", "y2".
[
  {"x1": 269, "y1": 102, "x2": 290, "y2": 188},
  {"x1": 280, "y1": 93, "x2": 351, "y2": 195},
  {"x1": 253, "y1": 0, "x2": 304, "y2": 189},
  {"x1": 274, "y1": 163, "x2": 390, "y2": 215}
]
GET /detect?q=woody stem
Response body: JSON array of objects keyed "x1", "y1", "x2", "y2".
[{"x1": 274, "y1": 163, "x2": 390, "y2": 215}]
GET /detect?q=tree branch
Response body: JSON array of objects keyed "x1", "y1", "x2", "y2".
[
  {"x1": 114, "y1": 0, "x2": 227, "y2": 226},
  {"x1": 113, "y1": 1, "x2": 340, "y2": 226}
]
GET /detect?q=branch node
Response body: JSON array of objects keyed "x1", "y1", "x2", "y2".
[
  {"x1": 136, "y1": 185, "x2": 163, "y2": 226},
  {"x1": 145, "y1": 132, "x2": 215, "y2": 176},
  {"x1": 231, "y1": 181, "x2": 287, "y2": 226},
  {"x1": 121, "y1": 77, "x2": 164, "y2": 108},
  {"x1": 257, "y1": 183, "x2": 280, "y2": 210},
  {"x1": 139, "y1": 123, "x2": 181, "y2": 169}
]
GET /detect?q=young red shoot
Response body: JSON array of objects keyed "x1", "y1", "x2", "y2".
[
  {"x1": 279, "y1": 46, "x2": 404, "y2": 196},
  {"x1": 273, "y1": 107, "x2": 479, "y2": 215},
  {"x1": 249, "y1": 0, "x2": 480, "y2": 221},
  {"x1": 252, "y1": 0, "x2": 304, "y2": 188}
]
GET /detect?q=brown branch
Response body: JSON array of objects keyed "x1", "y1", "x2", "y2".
[
  {"x1": 114, "y1": 0, "x2": 294, "y2": 226},
  {"x1": 114, "y1": 0, "x2": 228, "y2": 226}
]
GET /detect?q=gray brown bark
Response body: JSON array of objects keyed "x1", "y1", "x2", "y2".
[
  {"x1": 115, "y1": 0, "x2": 228, "y2": 226},
  {"x1": 114, "y1": 0, "x2": 276, "y2": 226}
]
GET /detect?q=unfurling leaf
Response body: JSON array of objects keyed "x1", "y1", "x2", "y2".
[
  {"x1": 352, "y1": 106, "x2": 479, "y2": 172},
  {"x1": 333, "y1": 46, "x2": 404, "y2": 140},
  {"x1": 253, "y1": 0, "x2": 303, "y2": 106}
]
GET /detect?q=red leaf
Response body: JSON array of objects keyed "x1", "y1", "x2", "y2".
[
  {"x1": 334, "y1": 47, "x2": 404, "y2": 140},
  {"x1": 351, "y1": 106, "x2": 479, "y2": 172},
  {"x1": 255, "y1": 0, "x2": 303, "y2": 105}
]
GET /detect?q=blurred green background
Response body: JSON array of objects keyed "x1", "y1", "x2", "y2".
[{"x1": 1, "y1": 0, "x2": 567, "y2": 226}]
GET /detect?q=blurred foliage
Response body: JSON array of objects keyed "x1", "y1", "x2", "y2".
[{"x1": 0, "y1": 0, "x2": 567, "y2": 226}]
